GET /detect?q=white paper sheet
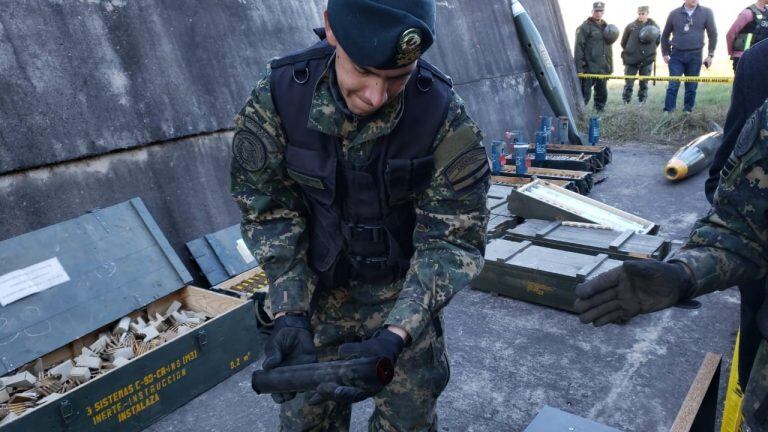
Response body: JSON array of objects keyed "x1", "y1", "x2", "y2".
[
  {"x1": 236, "y1": 239, "x2": 256, "y2": 264},
  {"x1": 0, "y1": 258, "x2": 70, "y2": 307}
]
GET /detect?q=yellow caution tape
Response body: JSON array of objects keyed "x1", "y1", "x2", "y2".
[
  {"x1": 577, "y1": 73, "x2": 733, "y2": 83},
  {"x1": 721, "y1": 330, "x2": 745, "y2": 432}
]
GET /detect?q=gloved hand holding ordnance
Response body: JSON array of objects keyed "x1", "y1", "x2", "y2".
[
  {"x1": 307, "y1": 328, "x2": 405, "y2": 405},
  {"x1": 573, "y1": 260, "x2": 694, "y2": 326},
  {"x1": 261, "y1": 314, "x2": 317, "y2": 403}
]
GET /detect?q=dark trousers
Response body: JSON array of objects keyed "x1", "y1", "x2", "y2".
[
  {"x1": 580, "y1": 78, "x2": 608, "y2": 111},
  {"x1": 622, "y1": 63, "x2": 653, "y2": 103},
  {"x1": 733, "y1": 56, "x2": 741, "y2": 71},
  {"x1": 664, "y1": 49, "x2": 703, "y2": 112},
  {"x1": 740, "y1": 279, "x2": 767, "y2": 388}
]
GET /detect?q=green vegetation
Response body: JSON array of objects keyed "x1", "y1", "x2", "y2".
[{"x1": 582, "y1": 81, "x2": 732, "y2": 144}]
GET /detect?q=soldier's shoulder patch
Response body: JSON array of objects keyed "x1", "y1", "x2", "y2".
[
  {"x1": 734, "y1": 101, "x2": 768, "y2": 158},
  {"x1": 443, "y1": 147, "x2": 490, "y2": 194},
  {"x1": 233, "y1": 130, "x2": 267, "y2": 172}
]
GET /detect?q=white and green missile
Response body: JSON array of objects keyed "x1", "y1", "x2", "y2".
[{"x1": 509, "y1": 0, "x2": 585, "y2": 145}]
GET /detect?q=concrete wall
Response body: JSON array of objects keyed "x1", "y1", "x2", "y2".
[{"x1": 0, "y1": 0, "x2": 582, "y2": 283}]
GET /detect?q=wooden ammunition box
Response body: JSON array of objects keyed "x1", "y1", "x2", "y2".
[
  {"x1": 186, "y1": 224, "x2": 259, "y2": 287},
  {"x1": 526, "y1": 143, "x2": 613, "y2": 166},
  {"x1": 0, "y1": 199, "x2": 262, "y2": 431},
  {"x1": 473, "y1": 238, "x2": 622, "y2": 312},
  {"x1": 500, "y1": 166, "x2": 594, "y2": 195},
  {"x1": 505, "y1": 219, "x2": 671, "y2": 260},
  {"x1": 492, "y1": 175, "x2": 579, "y2": 195}
]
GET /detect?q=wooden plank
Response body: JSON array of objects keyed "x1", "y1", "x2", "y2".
[
  {"x1": 576, "y1": 254, "x2": 609, "y2": 282},
  {"x1": 609, "y1": 230, "x2": 634, "y2": 250},
  {"x1": 670, "y1": 353, "x2": 722, "y2": 432}
]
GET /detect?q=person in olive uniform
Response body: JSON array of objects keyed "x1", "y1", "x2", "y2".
[
  {"x1": 620, "y1": 6, "x2": 660, "y2": 103},
  {"x1": 575, "y1": 2, "x2": 613, "y2": 112},
  {"x1": 230, "y1": 0, "x2": 490, "y2": 430}
]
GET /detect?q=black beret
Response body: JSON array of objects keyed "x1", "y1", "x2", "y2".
[{"x1": 328, "y1": 0, "x2": 436, "y2": 70}]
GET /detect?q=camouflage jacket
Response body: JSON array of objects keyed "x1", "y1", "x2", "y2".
[
  {"x1": 231, "y1": 57, "x2": 490, "y2": 341},
  {"x1": 670, "y1": 99, "x2": 768, "y2": 296}
]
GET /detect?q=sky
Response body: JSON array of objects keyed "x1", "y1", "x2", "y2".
[{"x1": 559, "y1": 0, "x2": 747, "y2": 75}]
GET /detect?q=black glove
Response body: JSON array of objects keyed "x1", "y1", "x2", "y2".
[
  {"x1": 574, "y1": 260, "x2": 694, "y2": 327},
  {"x1": 262, "y1": 314, "x2": 317, "y2": 403},
  {"x1": 307, "y1": 328, "x2": 405, "y2": 405}
]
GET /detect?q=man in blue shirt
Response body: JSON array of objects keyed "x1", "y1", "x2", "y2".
[{"x1": 661, "y1": 0, "x2": 718, "y2": 112}]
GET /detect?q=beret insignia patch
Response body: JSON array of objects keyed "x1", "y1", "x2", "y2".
[
  {"x1": 443, "y1": 147, "x2": 490, "y2": 194},
  {"x1": 396, "y1": 28, "x2": 423, "y2": 66},
  {"x1": 233, "y1": 130, "x2": 267, "y2": 172}
]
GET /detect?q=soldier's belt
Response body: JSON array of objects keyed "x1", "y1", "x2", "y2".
[{"x1": 577, "y1": 73, "x2": 733, "y2": 83}]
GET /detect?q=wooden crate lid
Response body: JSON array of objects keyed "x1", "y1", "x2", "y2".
[
  {"x1": 0, "y1": 198, "x2": 192, "y2": 376},
  {"x1": 186, "y1": 224, "x2": 259, "y2": 286}
]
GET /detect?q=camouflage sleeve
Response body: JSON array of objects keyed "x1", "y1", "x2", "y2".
[
  {"x1": 670, "y1": 101, "x2": 768, "y2": 296},
  {"x1": 384, "y1": 92, "x2": 490, "y2": 340},
  {"x1": 230, "y1": 68, "x2": 317, "y2": 313}
]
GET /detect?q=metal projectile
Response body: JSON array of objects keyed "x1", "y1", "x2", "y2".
[
  {"x1": 251, "y1": 357, "x2": 394, "y2": 395},
  {"x1": 510, "y1": 0, "x2": 585, "y2": 145},
  {"x1": 664, "y1": 129, "x2": 723, "y2": 181}
]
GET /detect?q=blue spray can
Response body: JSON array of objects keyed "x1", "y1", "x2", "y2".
[
  {"x1": 535, "y1": 131, "x2": 548, "y2": 162},
  {"x1": 491, "y1": 140, "x2": 503, "y2": 174},
  {"x1": 588, "y1": 116, "x2": 601, "y2": 145},
  {"x1": 558, "y1": 117, "x2": 569, "y2": 144},
  {"x1": 514, "y1": 143, "x2": 528, "y2": 174},
  {"x1": 539, "y1": 116, "x2": 553, "y2": 144}
]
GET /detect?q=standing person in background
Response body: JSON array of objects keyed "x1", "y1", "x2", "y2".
[
  {"x1": 575, "y1": 2, "x2": 613, "y2": 112},
  {"x1": 726, "y1": 0, "x2": 768, "y2": 70},
  {"x1": 661, "y1": 0, "x2": 718, "y2": 113},
  {"x1": 620, "y1": 6, "x2": 660, "y2": 104}
]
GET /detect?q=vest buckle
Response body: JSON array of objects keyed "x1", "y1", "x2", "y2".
[{"x1": 342, "y1": 223, "x2": 384, "y2": 243}]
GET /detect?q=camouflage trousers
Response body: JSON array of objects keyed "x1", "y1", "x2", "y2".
[
  {"x1": 278, "y1": 285, "x2": 450, "y2": 432},
  {"x1": 743, "y1": 340, "x2": 768, "y2": 431}
]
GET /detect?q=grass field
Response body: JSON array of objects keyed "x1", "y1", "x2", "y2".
[{"x1": 581, "y1": 80, "x2": 732, "y2": 145}]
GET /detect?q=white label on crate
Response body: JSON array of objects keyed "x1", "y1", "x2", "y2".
[
  {"x1": 236, "y1": 239, "x2": 256, "y2": 264},
  {"x1": 0, "y1": 258, "x2": 71, "y2": 307}
]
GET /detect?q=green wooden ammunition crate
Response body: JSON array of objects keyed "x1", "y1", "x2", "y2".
[
  {"x1": 526, "y1": 143, "x2": 613, "y2": 166},
  {"x1": 186, "y1": 224, "x2": 259, "y2": 287},
  {"x1": 505, "y1": 219, "x2": 671, "y2": 260},
  {"x1": 499, "y1": 166, "x2": 594, "y2": 195},
  {"x1": 0, "y1": 198, "x2": 262, "y2": 431},
  {"x1": 524, "y1": 406, "x2": 621, "y2": 432},
  {"x1": 473, "y1": 238, "x2": 622, "y2": 312}
]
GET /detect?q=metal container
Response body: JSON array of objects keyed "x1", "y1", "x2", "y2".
[
  {"x1": 514, "y1": 144, "x2": 529, "y2": 174},
  {"x1": 588, "y1": 117, "x2": 601, "y2": 145},
  {"x1": 473, "y1": 238, "x2": 622, "y2": 312},
  {"x1": 491, "y1": 140, "x2": 504, "y2": 174},
  {"x1": 534, "y1": 132, "x2": 548, "y2": 162},
  {"x1": 507, "y1": 180, "x2": 660, "y2": 234},
  {"x1": 0, "y1": 199, "x2": 262, "y2": 432},
  {"x1": 505, "y1": 219, "x2": 671, "y2": 260},
  {"x1": 557, "y1": 117, "x2": 569, "y2": 145}
]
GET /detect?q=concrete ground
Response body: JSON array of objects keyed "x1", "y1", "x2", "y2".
[{"x1": 146, "y1": 141, "x2": 740, "y2": 432}]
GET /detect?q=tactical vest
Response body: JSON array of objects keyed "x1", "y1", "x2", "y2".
[
  {"x1": 269, "y1": 32, "x2": 453, "y2": 288},
  {"x1": 734, "y1": 5, "x2": 768, "y2": 51}
]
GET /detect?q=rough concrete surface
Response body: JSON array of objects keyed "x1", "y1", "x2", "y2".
[
  {"x1": 145, "y1": 142, "x2": 740, "y2": 432},
  {"x1": 1, "y1": 0, "x2": 583, "y2": 285}
]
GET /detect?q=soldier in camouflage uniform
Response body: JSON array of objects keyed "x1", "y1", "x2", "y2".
[
  {"x1": 230, "y1": 0, "x2": 489, "y2": 430},
  {"x1": 573, "y1": 93, "x2": 768, "y2": 429}
]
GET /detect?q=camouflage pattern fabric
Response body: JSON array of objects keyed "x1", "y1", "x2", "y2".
[
  {"x1": 231, "y1": 57, "x2": 488, "y2": 430},
  {"x1": 669, "y1": 99, "x2": 768, "y2": 430},
  {"x1": 279, "y1": 287, "x2": 449, "y2": 432}
]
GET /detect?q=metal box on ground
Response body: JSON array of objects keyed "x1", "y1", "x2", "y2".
[
  {"x1": 0, "y1": 199, "x2": 262, "y2": 431},
  {"x1": 492, "y1": 175, "x2": 579, "y2": 194},
  {"x1": 524, "y1": 406, "x2": 622, "y2": 432},
  {"x1": 525, "y1": 153, "x2": 600, "y2": 172},
  {"x1": 505, "y1": 219, "x2": 671, "y2": 260},
  {"x1": 472, "y1": 238, "x2": 622, "y2": 312},
  {"x1": 507, "y1": 180, "x2": 660, "y2": 234},
  {"x1": 500, "y1": 166, "x2": 594, "y2": 195},
  {"x1": 527, "y1": 143, "x2": 612, "y2": 166},
  {"x1": 186, "y1": 224, "x2": 259, "y2": 287}
]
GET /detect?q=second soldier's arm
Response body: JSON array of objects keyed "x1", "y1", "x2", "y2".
[
  {"x1": 230, "y1": 69, "x2": 317, "y2": 316},
  {"x1": 384, "y1": 93, "x2": 490, "y2": 341},
  {"x1": 671, "y1": 102, "x2": 768, "y2": 296}
]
